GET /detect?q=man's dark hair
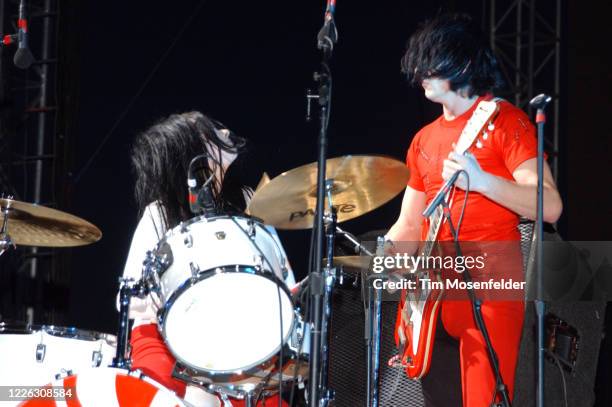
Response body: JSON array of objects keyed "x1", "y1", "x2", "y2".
[{"x1": 401, "y1": 13, "x2": 503, "y2": 97}]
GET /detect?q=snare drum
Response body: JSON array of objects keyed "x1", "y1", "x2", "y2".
[
  {"x1": 146, "y1": 215, "x2": 295, "y2": 376},
  {"x1": 0, "y1": 324, "x2": 116, "y2": 387},
  {"x1": 19, "y1": 368, "x2": 186, "y2": 407}
]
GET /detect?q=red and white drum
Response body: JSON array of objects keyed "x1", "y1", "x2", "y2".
[{"x1": 18, "y1": 368, "x2": 186, "y2": 407}]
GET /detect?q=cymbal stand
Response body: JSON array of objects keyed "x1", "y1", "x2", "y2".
[
  {"x1": 112, "y1": 277, "x2": 137, "y2": 369},
  {"x1": 112, "y1": 272, "x2": 152, "y2": 369},
  {"x1": 334, "y1": 224, "x2": 374, "y2": 257},
  {"x1": 0, "y1": 203, "x2": 15, "y2": 257},
  {"x1": 365, "y1": 237, "x2": 385, "y2": 407}
]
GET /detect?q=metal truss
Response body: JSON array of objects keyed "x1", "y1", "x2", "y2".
[
  {"x1": 484, "y1": 0, "x2": 562, "y2": 180},
  {"x1": 0, "y1": 0, "x2": 67, "y2": 324}
]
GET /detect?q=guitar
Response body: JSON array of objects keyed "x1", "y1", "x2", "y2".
[{"x1": 393, "y1": 99, "x2": 500, "y2": 379}]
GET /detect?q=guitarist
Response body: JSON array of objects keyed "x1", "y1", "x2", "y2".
[{"x1": 386, "y1": 13, "x2": 563, "y2": 407}]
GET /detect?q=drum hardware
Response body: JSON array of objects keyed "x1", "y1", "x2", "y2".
[
  {"x1": 365, "y1": 236, "x2": 386, "y2": 407},
  {"x1": 0, "y1": 201, "x2": 15, "y2": 256},
  {"x1": 189, "y1": 262, "x2": 200, "y2": 277},
  {"x1": 92, "y1": 349, "x2": 103, "y2": 367},
  {"x1": 247, "y1": 218, "x2": 256, "y2": 238},
  {"x1": 184, "y1": 234, "x2": 194, "y2": 247},
  {"x1": 54, "y1": 368, "x2": 73, "y2": 380},
  {"x1": 112, "y1": 276, "x2": 149, "y2": 370},
  {"x1": 36, "y1": 342, "x2": 46, "y2": 362}
]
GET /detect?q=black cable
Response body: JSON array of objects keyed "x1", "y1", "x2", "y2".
[
  {"x1": 288, "y1": 208, "x2": 318, "y2": 406},
  {"x1": 454, "y1": 169, "x2": 470, "y2": 237},
  {"x1": 277, "y1": 284, "x2": 284, "y2": 407},
  {"x1": 546, "y1": 350, "x2": 569, "y2": 407},
  {"x1": 442, "y1": 173, "x2": 511, "y2": 407},
  {"x1": 73, "y1": 0, "x2": 209, "y2": 183}
]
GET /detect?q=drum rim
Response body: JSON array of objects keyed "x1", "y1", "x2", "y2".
[
  {"x1": 159, "y1": 214, "x2": 268, "y2": 243},
  {"x1": 158, "y1": 265, "x2": 296, "y2": 376},
  {"x1": 0, "y1": 323, "x2": 117, "y2": 344}
]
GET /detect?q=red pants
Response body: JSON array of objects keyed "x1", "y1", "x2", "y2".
[
  {"x1": 440, "y1": 300, "x2": 524, "y2": 407},
  {"x1": 131, "y1": 324, "x2": 288, "y2": 406}
]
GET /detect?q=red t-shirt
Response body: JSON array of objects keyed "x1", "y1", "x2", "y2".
[{"x1": 406, "y1": 96, "x2": 537, "y2": 242}]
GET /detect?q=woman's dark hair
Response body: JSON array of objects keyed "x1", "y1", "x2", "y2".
[
  {"x1": 131, "y1": 111, "x2": 248, "y2": 230},
  {"x1": 401, "y1": 13, "x2": 503, "y2": 97}
]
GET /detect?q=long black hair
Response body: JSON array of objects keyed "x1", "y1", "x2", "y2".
[
  {"x1": 131, "y1": 111, "x2": 248, "y2": 230},
  {"x1": 401, "y1": 13, "x2": 503, "y2": 97}
]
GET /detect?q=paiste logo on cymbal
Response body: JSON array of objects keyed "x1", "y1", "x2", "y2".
[{"x1": 289, "y1": 203, "x2": 356, "y2": 222}]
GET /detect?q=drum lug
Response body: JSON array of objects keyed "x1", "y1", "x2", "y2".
[
  {"x1": 247, "y1": 219, "x2": 256, "y2": 239},
  {"x1": 54, "y1": 369, "x2": 73, "y2": 380},
  {"x1": 215, "y1": 231, "x2": 226, "y2": 240},
  {"x1": 92, "y1": 350, "x2": 103, "y2": 367},
  {"x1": 190, "y1": 262, "x2": 200, "y2": 278},
  {"x1": 184, "y1": 234, "x2": 194, "y2": 248},
  {"x1": 36, "y1": 343, "x2": 46, "y2": 363}
]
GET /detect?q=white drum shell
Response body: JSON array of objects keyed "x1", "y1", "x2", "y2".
[
  {"x1": 157, "y1": 216, "x2": 288, "y2": 302},
  {"x1": 153, "y1": 216, "x2": 295, "y2": 375},
  {"x1": 0, "y1": 325, "x2": 116, "y2": 387}
]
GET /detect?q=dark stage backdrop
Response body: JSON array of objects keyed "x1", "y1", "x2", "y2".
[
  {"x1": 56, "y1": 0, "x2": 612, "y2": 404},
  {"x1": 67, "y1": 0, "x2": 457, "y2": 333}
]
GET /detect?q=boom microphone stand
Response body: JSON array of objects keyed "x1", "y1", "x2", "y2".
[
  {"x1": 440, "y1": 196, "x2": 512, "y2": 407},
  {"x1": 529, "y1": 93, "x2": 552, "y2": 407},
  {"x1": 307, "y1": 1, "x2": 338, "y2": 406}
]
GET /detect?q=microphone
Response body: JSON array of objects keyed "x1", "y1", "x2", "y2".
[
  {"x1": 187, "y1": 176, "x2": 202, "y2": 215},
  {"x1": 197, "y1": 179, "x2": 217, "y2": 217},
  {"x1": 529, "y1": 93, "x2": 552, "y2": 124},
  {"x1": 187, "y1": 167, "x2": 217, "y2": 217},
  {"x1": 422, "y1": 170, "x2": 461, "y2": 218},
  {"x1": 317, "y1": 0, "x2": 338, "y2": 51},
  {"x1": 13, "y1": 0, "x2": 34, "y2": 69},
  {"x1": 529, "y1": 94, "x2": 552, "y2": 110}
]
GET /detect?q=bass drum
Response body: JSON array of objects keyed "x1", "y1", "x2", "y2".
[
  {"x1": 0, "y1": 324, "x2": 116, "y2": 387},
  {"x1": 19, "y1": 368, "x2": 187, "y2": 407},
  {"x1": 173, "y1": 312, "x2": 310, "y2": 399},
  {"x1": 147, "y1": 215, "x2": 295, "y2": 377}
]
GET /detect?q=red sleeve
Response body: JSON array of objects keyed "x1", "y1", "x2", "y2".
[
  {"x1": 406, "y1": 133, "x2": 425, "y2": 192},
  {"x1": 492, "y1": 105, "x2": 540, "y2": 173}
]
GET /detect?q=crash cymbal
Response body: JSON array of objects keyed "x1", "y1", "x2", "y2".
[
  {"x1": 247, "y1": 155, "x2": 409, "y2": 229},
  {"x1": 0, "y1": 198, "x2": 102, "y2": 247},
  {"x1": 324, "y1": 255, "x2": 373, "y2": 270}
]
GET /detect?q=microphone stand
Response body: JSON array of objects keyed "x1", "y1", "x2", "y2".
[
  {"x1": 529, "y1": 93, "x2": 552, "y2": 407},
  {"x1": 307, "y1": 2, "x2": 338, "y2": 406},
  {"x1": 365, "y1": 237, "x2": 385, "y2": 407},
  {"x1": 440, "y1": 198, "x2": 511, "y2": 407}
]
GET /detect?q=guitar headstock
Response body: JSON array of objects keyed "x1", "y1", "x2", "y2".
[{"x1": 454, "y1": 100, "x2": 500, "y2": 154}]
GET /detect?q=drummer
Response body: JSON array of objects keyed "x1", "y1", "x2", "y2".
[{"x1": 122, "y1": 111, "x2": 294, "y2": 407}]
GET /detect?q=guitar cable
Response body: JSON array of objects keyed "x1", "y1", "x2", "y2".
[
  {"x1": 450, "y1": 171, "x2": 512, "y2": 407},
  {"x1": 454, "y1": 169, "x2": 470, "y2": 237}
]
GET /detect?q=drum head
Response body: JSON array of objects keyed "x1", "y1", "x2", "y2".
[{"x1": 162, "y1": 269, "x2": 294, "y2": 374}]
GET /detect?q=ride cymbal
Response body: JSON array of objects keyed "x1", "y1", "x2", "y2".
[
  {"x1": 247, "y1": 155, "x2": 409, "y2": 229},
  {"x1": 0, "y1": 198, "x2": 102, "y2": 247}
]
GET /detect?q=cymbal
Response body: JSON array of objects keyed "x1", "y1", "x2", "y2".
[
  {"x1": 247, "y1": 155, "x2": 409, "y2": 229},
  {"x1": 325, "y1": 255, "x2": 373, "y2": 270},
  {"x1": 0, "y1": 198, "x2": 102, "y2": 247}
]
